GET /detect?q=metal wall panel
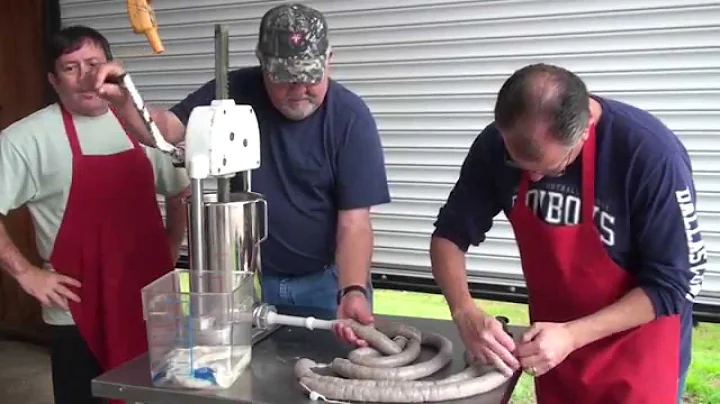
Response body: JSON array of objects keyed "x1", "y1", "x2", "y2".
[{"x1": 59, "y1": 0, "x2": 720, "y2": 306}]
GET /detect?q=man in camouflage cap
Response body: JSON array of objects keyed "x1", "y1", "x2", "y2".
[{"x1": 97, "y1": 3, "x2": 390, "y2": 348}]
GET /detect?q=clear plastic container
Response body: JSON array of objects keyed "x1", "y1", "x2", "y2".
[{"x1": 141, "y1": 269, "x2": 255, "y2": 389}]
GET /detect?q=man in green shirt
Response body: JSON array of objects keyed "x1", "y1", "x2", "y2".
[{"x1": 0, "y1": 25, "x2": 189, "y2": 404}]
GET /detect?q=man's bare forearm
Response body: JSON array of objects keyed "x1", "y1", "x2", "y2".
[
  {"x1": 335, "y1": 216, "x2": 373, "y2": 289},
  {"x1": 565, "y1": 287, "x2": 656, "y2": 350},
  {"x1": 113, "y1": 98, "x2": 186, "y2": 146},
  {"x1": 430, "y1": 235, "x2": 474, "y2": 314},
  {"x1": 165, "y1": 188, "x2": 189, "y2": 253},
  {"x1": 0, "y1": 216, "x2": 33, "y2": 278}
]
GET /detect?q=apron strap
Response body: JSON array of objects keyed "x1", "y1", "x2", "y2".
[
  {"x1": 60, "y1": 104, "x2": 83, "y2": 157},
  {"x1": 60, "y1": 103, "x2": 142, "y2": 154},
  {"x1": 108, "y1": 106, "x2": 142, "y2": 150},
  {"x1": 580, "y1": 123, "x2": 598, "y2": 224}
]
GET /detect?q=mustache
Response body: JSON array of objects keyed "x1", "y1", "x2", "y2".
[{"x1": 286, "y1": 95, "x2": 314, "y2": 102}]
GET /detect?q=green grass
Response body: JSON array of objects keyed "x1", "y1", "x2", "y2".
[
  {"x1": 373, "y1": 289, "x2": 720, "y2": 404},
  {"x1": 685, "y1": 322, "x2": 720, "y2": 404}
]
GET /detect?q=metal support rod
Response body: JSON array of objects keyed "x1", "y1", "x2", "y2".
[
  {"x1": 212, "y1": 23, "x2": 251, "y2": 193},
  {"x1": 188, "y1": 179, "x2": 206, "y2": 318},
  {"x1": 215, "y1": 24, "x2": 229, "y2": 101},
  {"x1": 189, "y1": 179, "x2": 206, "y2": 274},
  {"x1": 214, "y1": 24, "x2": 235, "y2": 201},
  {"x1": 217, "y1": 177, "x2": 232, "y2": 202},
  {"x1": 240, "y1": 169, "x2": 252, "y2": 193}
]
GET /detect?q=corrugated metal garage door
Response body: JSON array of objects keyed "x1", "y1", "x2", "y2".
[{"x1": 59, "y1": 0, "x2": 720, "y2": 307}]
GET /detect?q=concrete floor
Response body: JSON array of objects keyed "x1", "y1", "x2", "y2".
[{"x1": 0, "y1": 338, "x2": 54, "y2": 404}]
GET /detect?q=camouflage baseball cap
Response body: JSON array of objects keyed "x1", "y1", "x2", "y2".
[{"x1": 256, "y1": 3, "x2": 329, "y2": 84}]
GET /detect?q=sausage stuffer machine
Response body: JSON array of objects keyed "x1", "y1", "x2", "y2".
[
  {"x1": 177, "y1": 25, "x2": 294, "y2": 345},
  {"x1": 119, "y1": 19, "x2": 336, "y2": 347},
  {"x1": 182, "y1": 24, "x2": 269, "y2": 341},
  {"x1": 179, "y1": 25, "x2": 333, "y2": 342}
]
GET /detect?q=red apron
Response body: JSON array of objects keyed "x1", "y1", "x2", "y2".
[
  {"x1": 50, "y1": 105, "x2": 175, "y2": 401},
  {"x1": 507, "y1": 124, "x2": 681, "y2": 403}
]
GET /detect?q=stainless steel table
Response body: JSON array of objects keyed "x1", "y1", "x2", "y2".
[{"x1": 92, "y1": 305, "x2": 525, "y2": 404}]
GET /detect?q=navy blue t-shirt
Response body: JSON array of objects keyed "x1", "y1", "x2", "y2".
[
  {"x1": 433, "y1": 95, "x2": 706, "y2": 378},
  {"x1": 171, "y1": 66, "x2": 390, "y2": 276}
]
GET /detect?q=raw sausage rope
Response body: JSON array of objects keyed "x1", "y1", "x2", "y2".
[{"x1": 295, "y1": 320, "x2": 511, "y2": 403}]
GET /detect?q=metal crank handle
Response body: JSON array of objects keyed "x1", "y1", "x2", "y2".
[
  {"x1": 253, "y1": 303, "x2": 335, "y2": 331},
  {"x1": 107, "y1": 72, "x2": 185, "y2": 166}
]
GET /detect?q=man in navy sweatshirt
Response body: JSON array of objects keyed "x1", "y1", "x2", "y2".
[{"x1": 430, "y1": 63, "x2": 704, "y2": 404}]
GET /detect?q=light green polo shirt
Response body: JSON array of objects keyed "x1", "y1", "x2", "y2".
[{"x1": 0, "y1": 103, "x2": 190, "y2": 325}]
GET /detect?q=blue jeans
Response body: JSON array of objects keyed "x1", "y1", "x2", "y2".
[
  {"x1": 678, "y1": 369, "x2": 688, "y2": 404},
  {"x1": 259, "y1": 265, "x2": 373, "y2": 315}
]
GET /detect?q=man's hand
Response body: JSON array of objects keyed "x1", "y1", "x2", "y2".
[
  {"x1": 332, "y1": 290, "x2": 374, "y2": 347},
  {"x1": 84, "y1": 60, "x2": 188, "y2": 146},
  {"x1": 516, "y1": 322, "x2": 577, "y2": 377},
  {"x1": 86, "y1": 61, "x2": 130, "y2": 107},
  {"x1": 167, "y1": 238, "x2": 182, "y2": 265},
  {"x1": 452, "y1": 304, "x2": 520, "y2": 377},
  {"x1": 15, "y1": 267, "x2": 81, "y2": 311},
  {"x1": 165, "y1": 187, "x2": 189, "y2": 266}
]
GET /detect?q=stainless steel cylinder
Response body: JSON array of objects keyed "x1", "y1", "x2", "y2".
[
  {"x1": 204, "y1": 191, "x2": 267, "y2": 272},
  {"x1": 186, "y1": 191, "x2": 267, "y2": 290},
  {"x1": 202, "y1": 191, "x2": 267, "y2": 293}
]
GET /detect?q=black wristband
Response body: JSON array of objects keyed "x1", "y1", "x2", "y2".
[{"x1": 337, "y1": 285, "x2": 368, "y2": 304}]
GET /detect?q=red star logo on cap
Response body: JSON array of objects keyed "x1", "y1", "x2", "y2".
[{"x1": 290, "y1": 32, "x2": 303, "y2": 46}]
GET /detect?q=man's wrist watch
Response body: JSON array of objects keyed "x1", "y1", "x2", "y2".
[{"x1": 337, "y1": 285, "x2": 369, "y2": 304}]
